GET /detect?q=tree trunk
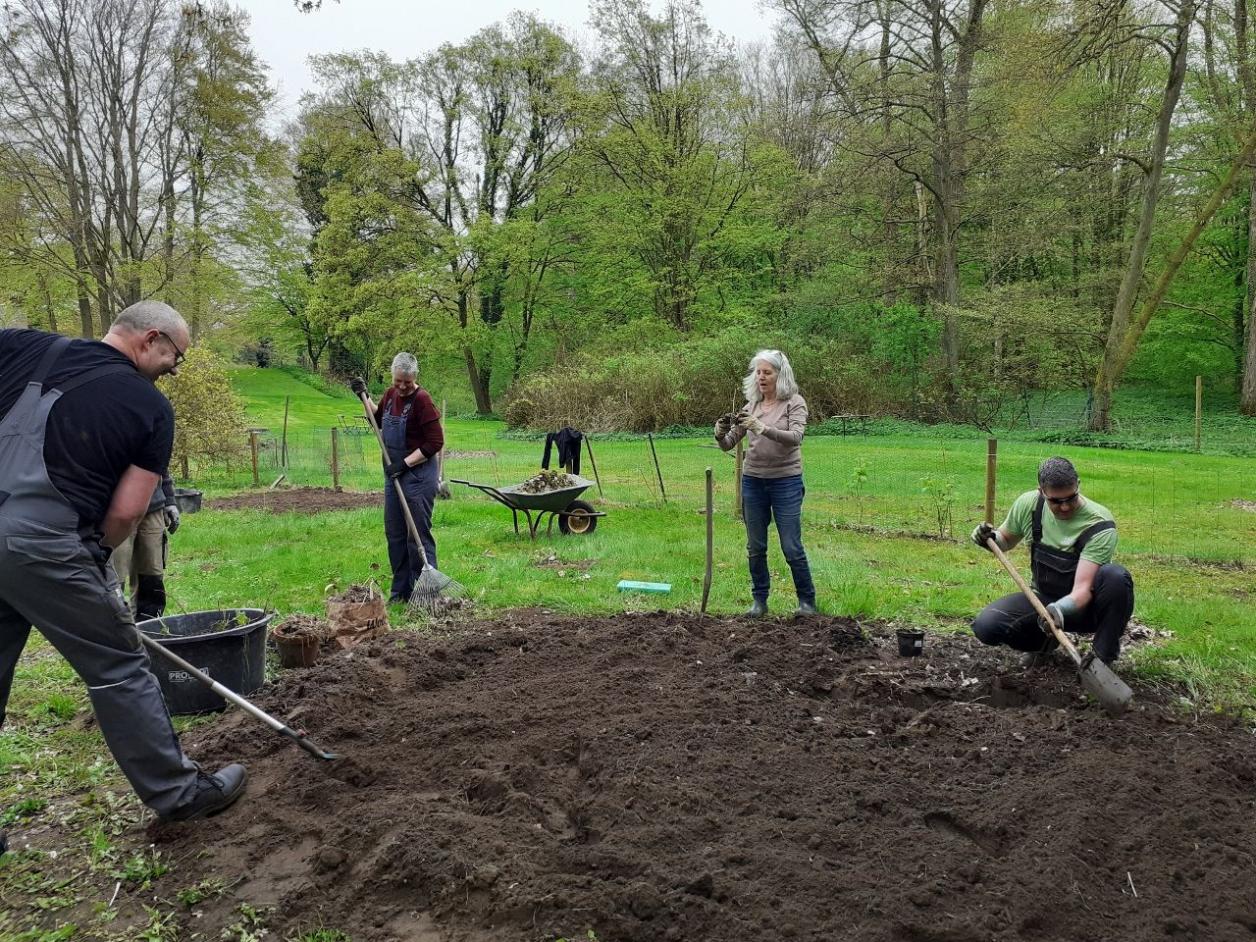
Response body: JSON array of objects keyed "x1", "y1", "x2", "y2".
[
  {"x1": 464, "y1": 347, "x2": 493, "y2": 414},
  {"x1": 1089, "y1": 0, "x2": 1194, "y2": 432},
  {"x1": 1242, "y1": 173, "x2": 1256, "y2": 412}
]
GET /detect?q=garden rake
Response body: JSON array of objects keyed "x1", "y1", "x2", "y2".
[{"x1": 359, "y1": 391, "x2": 466, "y2": 612}]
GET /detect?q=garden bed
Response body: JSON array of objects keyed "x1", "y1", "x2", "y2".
[{"x1": 136, "y1": 610, "x2": 1256, "y2": 942}]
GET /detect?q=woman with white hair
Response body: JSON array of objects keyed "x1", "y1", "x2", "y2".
[
  {"x1": 715, "y1": 349, "x2": 816, "y2": 616},
  {"x1": 350, "y1": 353, "x2": 444, "y2": 603}
]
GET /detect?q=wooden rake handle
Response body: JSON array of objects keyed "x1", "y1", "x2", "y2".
[
  {"x1": 986, "y1": 538, "x2": 1083, "y2": 668},
  {"x1": 359, "y1": 391, "x2": 430, "y2": 569}
]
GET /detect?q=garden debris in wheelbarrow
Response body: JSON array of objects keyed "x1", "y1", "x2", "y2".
[
  {"x1": 452, "y1": 473, "x2": 606, "y2": 539},
  {"x1": 517, "y1": 469, "x2": 577, "y2": 494}
]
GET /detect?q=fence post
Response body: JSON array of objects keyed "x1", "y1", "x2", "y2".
[
  {"x1": 647, "y1": 433, "x2": 667, "y2": 503},
  {"x1": 734, "y1": 439, "x2": 744, "y2": 520},
  {"x1": 281, "y1": 395, "x2": 290, "y2": 467},
  {"x1": 985, "y1": 438, "x2": 998, "y2": 524},
  {"x1": 701, "y1": 467, "x2": 713, "y2": 614},
  {"x1": 180, "y1": 454, "x2": 189, "y2": 482},
  {"x1": 331, "y1": 427, "x2": 340, "y2": 491},
  {"x1": 250, "y1": 431, "x2": 259, "y2": 487},
  {"x1": 1195, "y1": 375, "x2": 1202, "y2": 452}
]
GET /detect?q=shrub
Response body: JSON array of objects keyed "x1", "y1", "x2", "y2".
[{"x1": 159, "y1": 347, "x2": 249, "y2": 471}]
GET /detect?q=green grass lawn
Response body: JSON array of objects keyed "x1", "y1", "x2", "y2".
[{"x1": 1, "y1": 366, "x2": 1254, "y2": 939}]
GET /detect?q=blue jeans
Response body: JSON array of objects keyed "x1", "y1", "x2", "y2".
[{"x1": 742, "y1": 474, "x2": 815, "y2": 605}]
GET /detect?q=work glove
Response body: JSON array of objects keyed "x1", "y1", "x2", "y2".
[
  {"x1": 385, "y1": 457, "x2": 410, "y2": 479},
  {"x1": 349, "y1": 376, "x2": 368, "y2": 397},
  {"x1": 1037, "y1": 601, "x2": 1066, "y2": 634},
  {"x1": 971, "y1": 522, "x2": 1000, "y2": 551},
  {"x1": 163, "y1": 504, "x2": 181, "y2": 534},
  {"x1": 738, "y1": 413, "x2": 767, "y2": 435},
  {"x1": 715, "y1": 414, "x2": 733, "y2": 437}
]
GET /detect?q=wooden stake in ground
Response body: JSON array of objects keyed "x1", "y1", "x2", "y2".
[
  {"x1": 437, "y1": 398, "x2": 451, "y2": 499},
  {"x1": 985, "y1": 438, "x2": 998, "y2": 524},
  {"x1": 1195, "y1": 376, "x2": 1202, "y2": 453},
  {"x1": 331, "y1": 427, "x2": 341, "y2": 491},
  {"x1": 734, "y1": 439, "x2": 744, "y2": 520},
  {"x1": 701, "y1": 467, "x2": 713, "y2": 614},
  {"x1": 249, "y1": 431, "x2": 259, "y2": 487},
  {"x1": 281, "y1": 395, "x2": 290, "y2": 468},
  {"x1": 647, "y1": 433, "x2": 667, "y2": 503},
  {"x1": 585, "y1": 435, "x2": 604, "y2": 496}
]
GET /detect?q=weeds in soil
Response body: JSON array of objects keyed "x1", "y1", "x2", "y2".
[
  {"x1": 222, "y1": 902, "x2": 272, "y2": 942},
  {"x1": 137, "y1": 905, "x2": 180, "y2": 942},
  {"x1": 177, "y1": 876, "x2": 231, "y2": 906},
  {"x1": 287, "y1": 928, "x2": 353, "y2": 942},
  {"x1": 117, "y1": 847, "x2": 169, "y2": 889}
]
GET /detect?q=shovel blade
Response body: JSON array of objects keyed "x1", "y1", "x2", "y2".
[{"x1": 1078, "y1": 653, "x2": 1133, "y2": 715}]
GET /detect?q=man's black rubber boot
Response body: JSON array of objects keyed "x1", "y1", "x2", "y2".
[
  {"x1": 160, "y1": 764, "x2": 247, "y2": 822},
  {"x1": 796, "y1": 600, "x2": 818, "y2": 615},
  {"x1": 746, "y1": 599, "x2": 768, "y2": 618}
]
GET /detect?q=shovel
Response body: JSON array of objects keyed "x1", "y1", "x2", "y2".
[
  {"x1": 140, "y1": 634, "x2": 340, "y2": 761},
  {"x1": 986, "y1": 539, "x2": 1133, "y2": 715}
]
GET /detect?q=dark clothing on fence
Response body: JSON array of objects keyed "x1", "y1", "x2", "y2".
[
  {"x1": 542, "y1": 427, "x2": 583, "y2": 475},
  {"x1": 0, "y1": 332, "x2": 200, "y2": 816},
  {"x1": 973, "y1": 564, "x2": 1135, "y2": 663},
  {"x1": 0, "y1": 328, "x2": 173, "y2": 537},
  {"x1": 375, "y1": 387, "x2": 443, "y2": 459},
  {"x1": 742, "y1": 473, "x2": 815, "y2": 606},
  {"x1": 380, "y1": 388, "x2": 440, "y2": 599}
]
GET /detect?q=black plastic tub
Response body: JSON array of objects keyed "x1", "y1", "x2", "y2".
[
  {"x1": 173, "y1": 487, "x2": 203, "y2": 514},
  {"x1": 137, "y1": 609, "x2": 271, "y2": 714}
]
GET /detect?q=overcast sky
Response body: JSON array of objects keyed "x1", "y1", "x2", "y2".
[{"x1": 232, "y1": 0, "x2": 782, "y2": 122}]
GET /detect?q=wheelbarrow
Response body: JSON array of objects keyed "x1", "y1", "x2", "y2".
[{"x1": 451, "y1": 475, "x2": 605, "y2": 539}]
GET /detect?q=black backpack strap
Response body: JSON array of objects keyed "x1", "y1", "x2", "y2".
[
  {"x1": 1031, "y1": 494, "x2": 1045, "y2": 545},
  {"x1": 53, "y1": 362, "x2": 134, "y2": 396},
  {"x1": 1075, "y1": 519, "x2": 1116, "y2": 554},
  {"x1": 32, "y1": 336, "x2": 72, "y2": 386}
]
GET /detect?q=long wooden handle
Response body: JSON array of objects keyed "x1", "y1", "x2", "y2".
[
  {"x1": 359, "y1": 391, "x2": 430, "y2": 569},
  {"x1": 701, "y1": 467, "x2": 713, "y2": 614},
  {"x1": 987, "y1": 539, "x2": 1083, "y2": 667}
]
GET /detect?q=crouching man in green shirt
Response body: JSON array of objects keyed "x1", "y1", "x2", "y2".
[{"x1": 970, "y1": 456, "x2": 1135, "y2": 667}]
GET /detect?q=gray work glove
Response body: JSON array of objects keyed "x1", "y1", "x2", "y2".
[
  {"x1": 163, "y1": 504, "x2": 181, "y2": 534},
  {"x1": 715, "y1": 414, "x2": 733, "y2": 437},
  {"x1": 971, "y1": 522, "x2": 1000, "y2": 551},
  {"x1": 349, "y1": 376, "x2": 368, "y2": 397},
  {"x1": 1037, "y1": 600, "x2": 1066, "y2": 634},
  {"x1": 739, "y1": 413, "x2": 767, "y2": 435}
]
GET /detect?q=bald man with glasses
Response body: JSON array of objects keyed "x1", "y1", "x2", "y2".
[{"x1": 969, "y1": 456, "x2": 1135, "y2": 668}]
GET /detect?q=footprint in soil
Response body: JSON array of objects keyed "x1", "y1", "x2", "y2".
[{"x1": 923, "y1": 811, "x2": 1006, "y2": 858}]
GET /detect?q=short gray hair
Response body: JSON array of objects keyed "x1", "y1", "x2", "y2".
[
  {"x1": 742, "y1": 349, "x2": 799, "y2": 404},
  {"x1": 111, "y1": 300, "x2": 187, "y2": 337},
  {"x1": 391, "y1": 352, "x2": 418, "y2": 377},
  {"x1": 1038, "y1": 456, "x2": 1079, "y2": 489}
]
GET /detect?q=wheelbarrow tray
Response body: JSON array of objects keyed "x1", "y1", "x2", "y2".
[{"x1": 494, "y1": 475, "x2": 596, "y2": 512}]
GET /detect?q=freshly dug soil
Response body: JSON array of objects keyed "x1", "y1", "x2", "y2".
[
  {"x1": 157, "y1": 612, "x2": 1256, "y2": 942},
  {"x1": 329, "y1": 583, "x2": 381, "y2": 604},
  {"x1": 208, "y1": 487, "x2": 381, "y2": 513},
  {"x1": 271, "y1": 614, "x2": 329, "y2": 642}
]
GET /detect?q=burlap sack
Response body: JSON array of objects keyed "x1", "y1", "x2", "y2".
[{"x1": 326, "y1": 583, "x2": 388, "y2": 649}]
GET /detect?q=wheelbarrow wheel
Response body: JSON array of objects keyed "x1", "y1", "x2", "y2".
[{"x1": 559, "y1": 499, "x2": 598, "y2": 536}]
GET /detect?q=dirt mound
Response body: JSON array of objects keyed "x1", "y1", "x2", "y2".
[
  {"x1": 208, "y1": 487, "x2": 382, "y2": 513},
  {"x1": 156, "y1": 612, "x2": 1256, "y2": 942}
]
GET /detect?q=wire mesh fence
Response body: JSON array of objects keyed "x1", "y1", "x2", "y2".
[{"x1": 183, "y1": 421, "x2": 1255, "y2": 565}]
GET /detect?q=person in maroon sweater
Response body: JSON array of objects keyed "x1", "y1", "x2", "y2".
[{"x1": 350, "y1": 353, "x2": 445, "y2": 602}]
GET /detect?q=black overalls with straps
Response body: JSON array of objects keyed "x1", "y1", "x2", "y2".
[
  {"x1": 973, "y1": 494, "x2": 1135, "y2": 663},
  {"x1": 0, "y1": 335, "x2": 201, "y2": 816},
  {"x1": 1029, "y1": 494, "x2": 1117, "y2": 600}
]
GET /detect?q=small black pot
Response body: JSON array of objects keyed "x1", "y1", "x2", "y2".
[{"x1": 896, "y1": 629, "x2": 925, "y2": 657}]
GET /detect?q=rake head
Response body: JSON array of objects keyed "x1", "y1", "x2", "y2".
[{"x1": 407, "y1": 564, "x2": 468, "y2": 613}]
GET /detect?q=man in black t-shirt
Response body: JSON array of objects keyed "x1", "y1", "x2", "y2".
[{"x1": 0, "y1": 302, "x2": 246, "y2": 847}]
